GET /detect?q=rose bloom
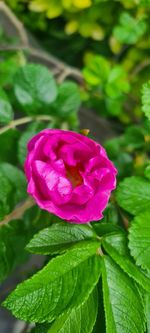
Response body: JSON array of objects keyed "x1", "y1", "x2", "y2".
[{"x1": 25, "y1": 129, "x2": 117, "y2": 223}]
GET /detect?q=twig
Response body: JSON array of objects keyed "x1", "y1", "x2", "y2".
[
  {"x1": 0, "y1": 197, "x2": 35, "y2": 226},
  {"x1": 130, "y1": 59, "x2": 150, "y2": 78},
  {"x1": 0, "y1": 1, "x2": 29, "y2": 47},
  {"x1": 0, "y1": 44, "x2": 83, "y2": 83},
  {"x1": 0, "y1": 2, "x2": 83, "y2": 84},
  {"x1": 0, "y1": 115, "x2": 53, "y2": 135}
]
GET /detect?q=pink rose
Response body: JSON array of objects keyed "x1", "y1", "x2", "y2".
[{"x1": 25, "y1": 129, "x2": 117, "y2": 223}]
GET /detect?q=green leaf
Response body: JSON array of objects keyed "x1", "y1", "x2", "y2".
[
  {"x1": 93, "y1": 222, "x2": 121, "y2": 237},
  {"x1": 144, "y1": 292, "x2": 150, "y2": 333},
  {"x1": 105, "y1": 66, "x2": 130, "y2": 98},
  {"x1": 18, "y1": 122, "x2": 52, "y2": 165},
  {"x1": 13, "y1": 64, "x2": 57, "y2": 115},
  {"x1": 0, "y1": 219, "x2": 32, "y2": 283},
  {"x1": 123, "y1": 126, "x2": 146, "y2": 150},
  {"x1": 27, "y1": 223, "x2": 97, "y2": 255},
  {"x1": 102, "y1": 256, "x2": 146, "y2": 333},
  {"x1": 0, "y1": 163, "x2": 27, "y2": 204},
  {"x1": 145, "y1": 164, "x2": 150, "y2": 180},
  {"x1": 0, "y1": 88, "x2": 13, "y2": 124},
  {"x1": 47, "y1": 288, "x2": 98, "y2": 333},
  {"x1": 142, "y1": 81, "x2": 150, "y2": 121},
  {"x1": 3, "y1": 241, "x2": 101, "y2": 323},
  {"x1": 102, "y1": 233, "x2": 150, "y2": 293},
  {"x1": 0, "y1": 129, "x2": 19, "y2": 164},
  {"x1": 0, "y1": 170, "x2": 12, "y2": 219},
  {"x1": 128, "y1": 210, "x2": 150, "y2": 271},
  {"x1": 83, "y1": 55, "x2": 110, "y2": 86},
  {"x1": 114, "y1": 12, "x2": 147, "y2": 44},
  {"x1": 34, "y1": 324, "x2": 51, "y2": 333},
  {"x1": 52, "y1": 81, "x2": 81, "y2": 117},
  {"x1": 116, "y1": 176, "x2": 150, "y2": 215}
]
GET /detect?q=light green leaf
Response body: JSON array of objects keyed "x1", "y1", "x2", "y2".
[
  {"x1": 83, "y1": 55, "x2": 110, "y2": 86},
  {"x1": 13, "y1": 64, "x2": 57, "y2": 115},
  {"x1": 102, "y1": 256, "x2": 146, "y2": 333},
  {"x1": 116, "y1": 176, "x2": 150, "y2": 215},
  {"x1": 114, "y1": 12, "x2": 147, "y2": 44},
  {"x1": 48, "y1": 288, "x2": 98, "y2": 333},
  {"x1": 102, "y1": 233, "x2": 150, "y2": 293},
  {"x1": 128, "y1": 210, "x2": 150, "y2": 271},
  {"x1": 105, "y1": 66, "x2": 130, "y2": 98},
  {"x1": 145, "y1": 164, "x2": 150, "y2": 180},
  {"x1": 0, "y1": 88, "x2": 13, "y2": 124},
  {"x1": 3, "y1": 241, "x2": 101, "y2": 323},
  {"x1": 52, "y1": 81, "x2": 81, "y2": 117},
  {"x1": 27, "y1": 223, "x2": 97, "y2": 255},
  {"x1": 142, "y1": 81, "x2": 150, "y2": 121}
]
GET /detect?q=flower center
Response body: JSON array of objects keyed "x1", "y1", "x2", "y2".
[{"x1": 66, "y1": 165, "x2": 83, "y2": 188}]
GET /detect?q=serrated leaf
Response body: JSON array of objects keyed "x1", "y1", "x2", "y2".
[
  {"x1": 102, "y1": 233, "x2": 150, "y2": 293},
  {"x1": 13, "y1": 64, "x2": 57, "y2": 115},
  {"x1": 27, "y1": 223, "x2": 97, "y2": 255},
  {"x1": 128, "y1": 211, "x2": 150, "y2": 271},
  {"x1": 52, "y1": 81, "x2": 81, "y2": 117},
  {"x1": 102, "y1": 256, "x2": 146, "y2": 333},
  {"x1": 142, "y1": 81, "x2": 150, "y2": 120},
  {"x1": 3, "y1": 241, "x2": 101, "y2": 323},
  {"x1": 0, "y1": 88, "x2": 13, "y2": 124},
  {"x1": 116, "y1": 176, "x2": 150, "y2": 215},
  {"x1": 47, "y1": 288, "x2": 98, "y2": 333}
]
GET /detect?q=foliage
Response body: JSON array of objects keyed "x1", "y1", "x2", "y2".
[
  {"x1": 4, "y1": 0, "x2": 150, "y2": 124},
  {"x1": 0, "y1": 3, "x2": 150, "y2": 333}
]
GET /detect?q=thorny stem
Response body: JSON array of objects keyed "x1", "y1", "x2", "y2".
[
  {"x1": 0, "y1": 197, "x2": 35, "y2": 226},
  {"x1": 0, "y1": 115, "x2": 53, "y2": 135}
]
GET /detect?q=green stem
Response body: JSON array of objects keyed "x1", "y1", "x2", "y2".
[{"x1": 0, "y1": 115, "x2": 53, "y2": 135}]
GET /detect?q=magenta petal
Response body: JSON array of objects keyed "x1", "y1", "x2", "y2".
[{"x1": 24, "y1": 129, "x2": 117, "y2": 224}]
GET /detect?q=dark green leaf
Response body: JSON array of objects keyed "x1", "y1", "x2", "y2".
[
  {"x1": 0, "y1": 88, "x2": 13, "y2": 124},
  {"x1": 0, "y1": 219, "x2": 32, "y2": 283},
  {"x1": 0, "y1": 163, "x2": 27, "y2": 204}
]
